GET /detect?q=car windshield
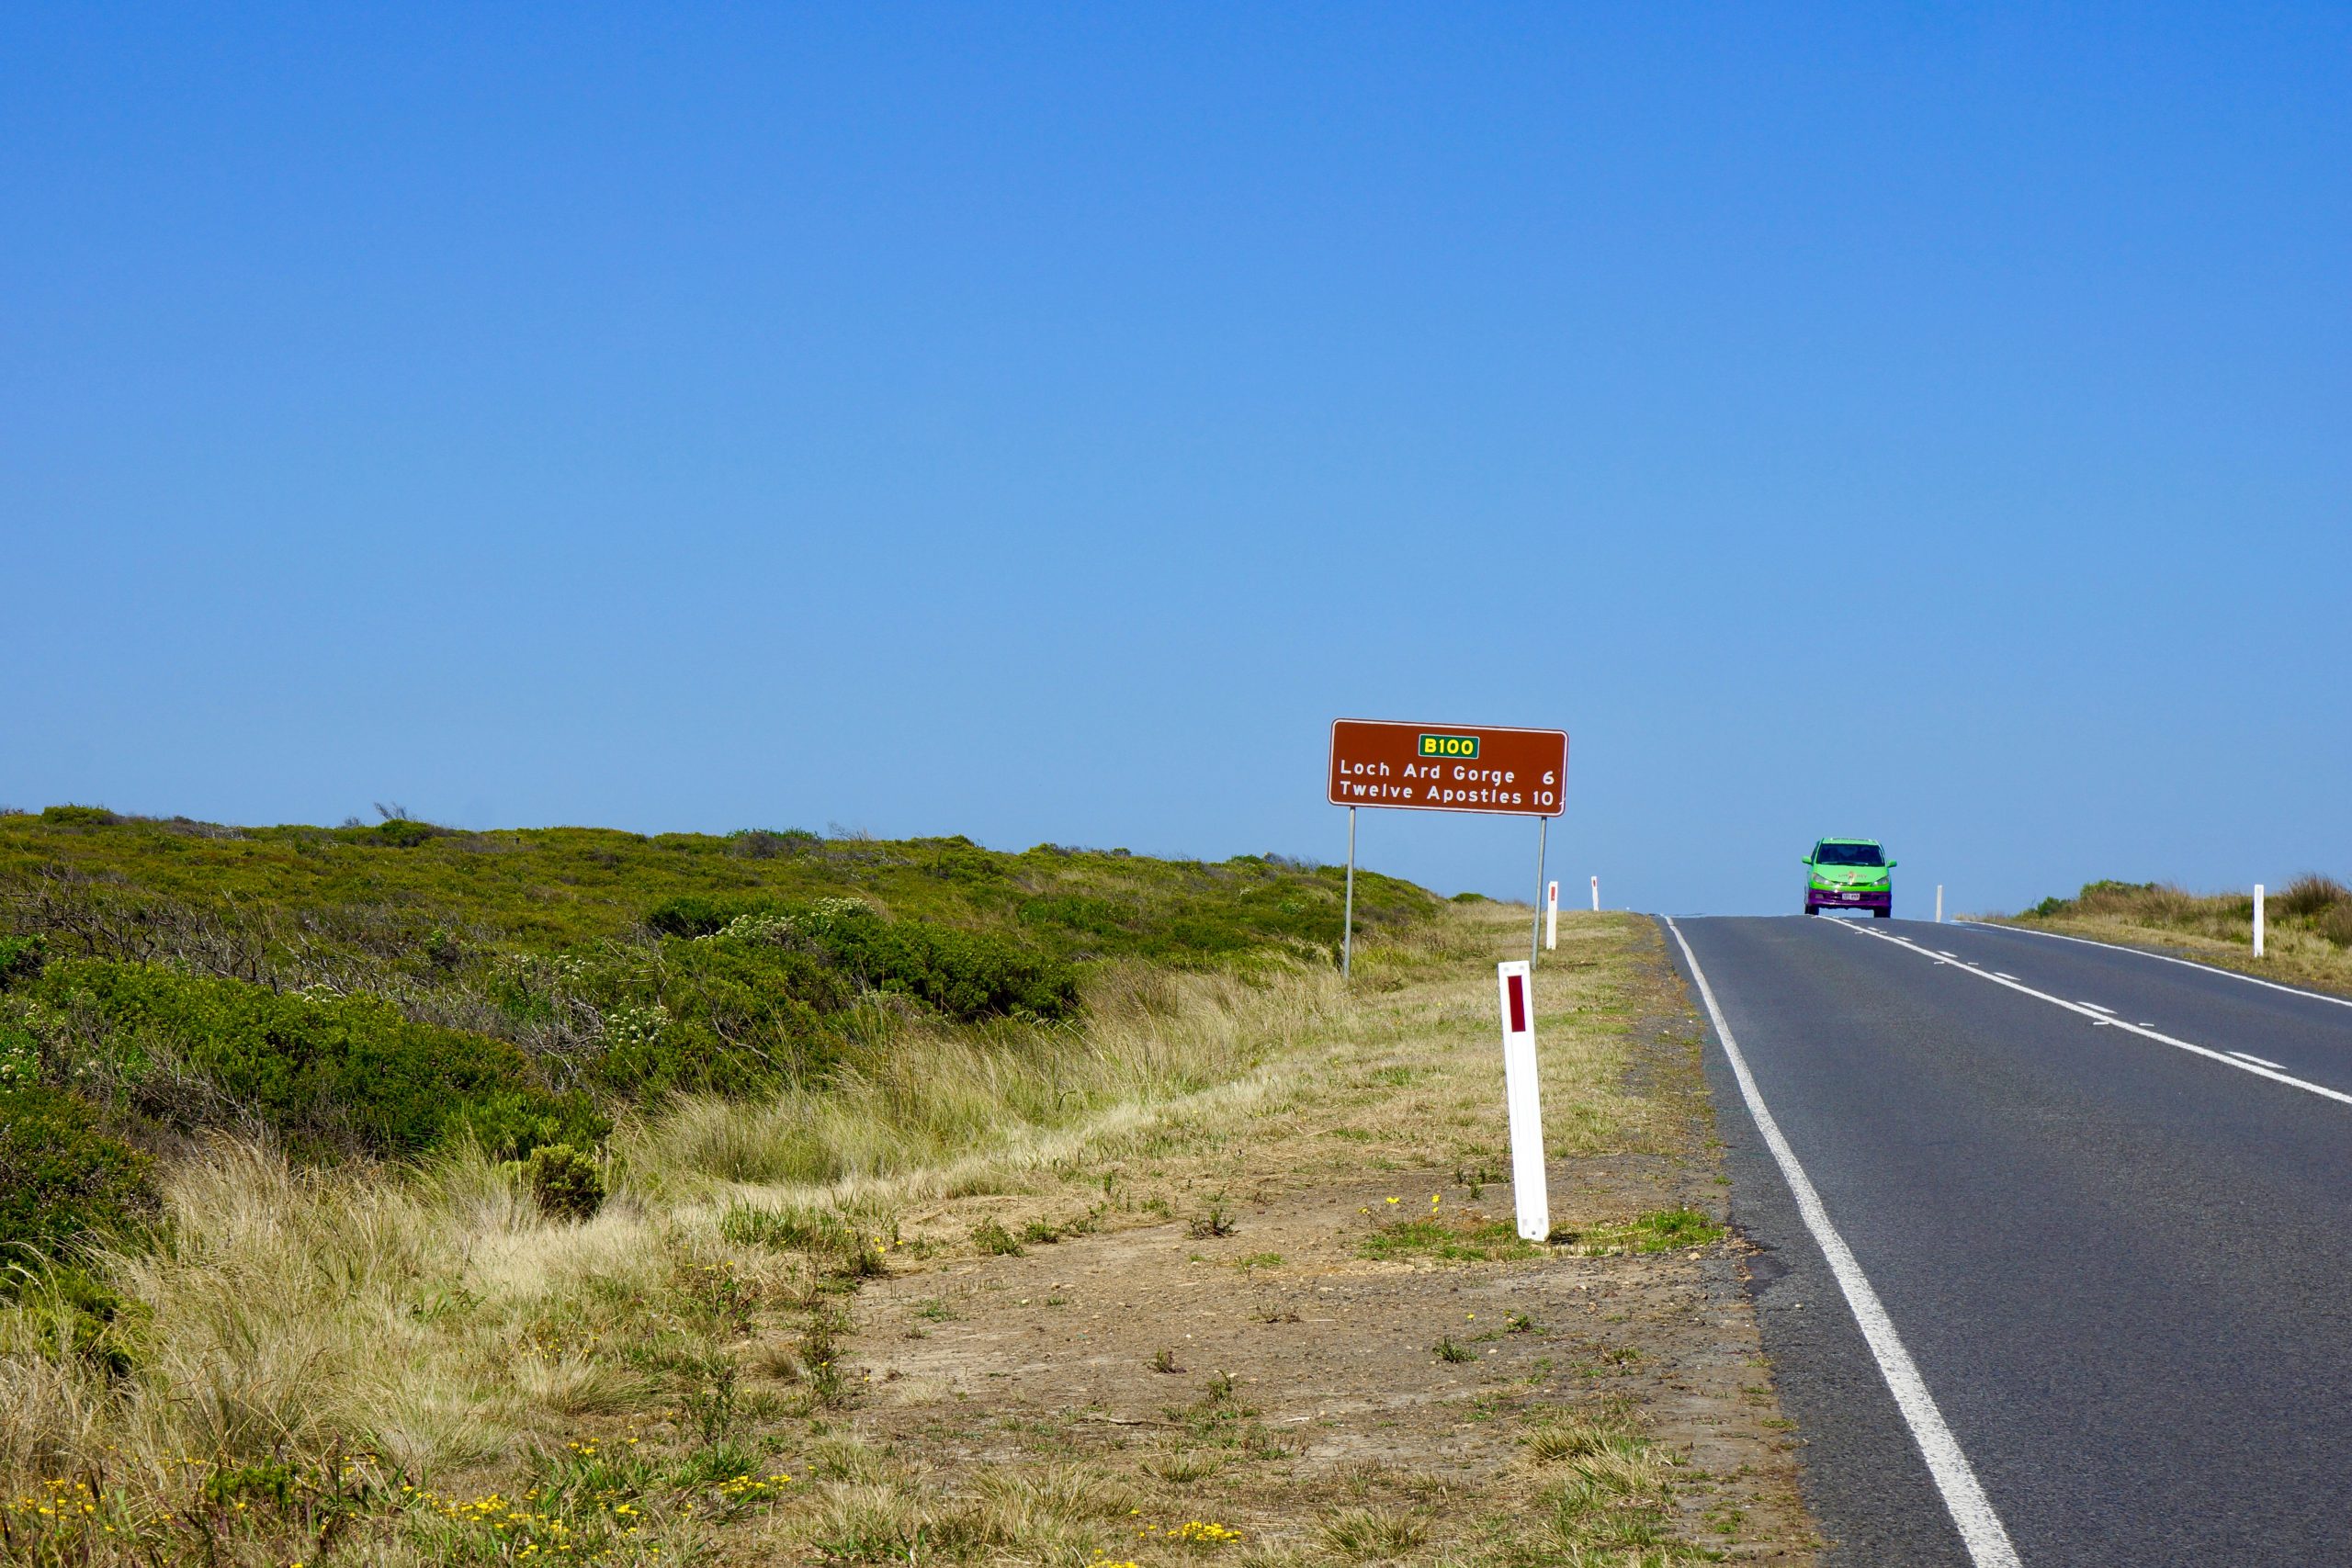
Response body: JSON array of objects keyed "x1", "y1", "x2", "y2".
[{"x1": 1814, "y1": 842, "x2": 1885, "y2": 867}]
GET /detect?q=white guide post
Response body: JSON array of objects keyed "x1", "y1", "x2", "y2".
[
  {"x1": 2255, "y1": 884, "x2": 2266, "y2": 959},
  {"x1": 1545, "y1": 880, "x2": 1558, "y2": 951},
  {"x1": 1590, "y1": 874, "x2": 1600, "y2": 912},
  {"x1": 1494, "y1": 961, "x2": 1551, "y2": 1243},
  {"x1": 1936, "y1": 886, "x2": 1944, "y2": 924}
]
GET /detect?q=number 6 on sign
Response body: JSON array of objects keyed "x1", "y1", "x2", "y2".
[{"x1": 1495, "y1": 961, "x2": 1551, "y2": 1242}]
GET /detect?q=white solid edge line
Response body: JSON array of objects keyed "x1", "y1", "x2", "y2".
[
  {"x1": 2230, "y1": 1051, "x2": 2286, "y2": 1070},
  {"x1": 1827, "y1": 919, "x2": 2352, "y2": 1108},
  {"x1": 1953, "y1": 919, "x2": 2352, "y2": 1011},
  {"x1": 1665, "y1": 918, "x2": 2023, "y2": 1568},
  {"x1": 2079, "y1": 1002, "x2": 2114, "y2": 1014}
]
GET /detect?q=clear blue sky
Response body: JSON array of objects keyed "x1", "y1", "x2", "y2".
[{"x1": 6, "y1": 5, "x2": 2346, "y2": 914}]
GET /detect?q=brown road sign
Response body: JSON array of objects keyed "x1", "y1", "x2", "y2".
[{"x1": 1328, "y1": 719, "x2": 1568, "y2": 818}]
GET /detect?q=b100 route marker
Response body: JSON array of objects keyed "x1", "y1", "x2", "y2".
[
  {"x1": 1327, "y1": 718, "x2": 1567, "y2": 817},
  {"x1": 1329, "y1": 718, "x2": 1571, "y2": 980}
]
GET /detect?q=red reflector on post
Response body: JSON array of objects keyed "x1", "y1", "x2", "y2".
[{"x1": 1507, "y1": 974, "x2": 1527, "y2": 1033}]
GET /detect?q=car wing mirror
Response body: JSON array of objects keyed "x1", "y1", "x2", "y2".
[{"x1": 1887, "y1": 860, "x2": 1899, "y2": 868}]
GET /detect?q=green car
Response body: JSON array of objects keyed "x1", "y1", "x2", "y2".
[{"x1": 1804, "y1": 839, "x2": 1895, "y2": 918}]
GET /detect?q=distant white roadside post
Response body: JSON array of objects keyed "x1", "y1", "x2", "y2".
[
  {"x1": 1590, "y1": 874, "x2": 1600, "y2": 912},
  {"x1": 1545, "y1": 880, "x2": 1558, "y2": 951},
  {"x1": 1494, "y1": 960, "x2": 1551, "y2": 1242},
  {"x1": 1936, "y1": 886, "x2": 1944, "y2": 924},
  {"x1": 2255, "y1": 884, "x2": 2267, "y2": 958}
]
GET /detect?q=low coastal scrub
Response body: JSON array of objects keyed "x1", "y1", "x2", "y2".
[{"x1": 0, "y1": 807, "x2": 1433, "y2": 1563}]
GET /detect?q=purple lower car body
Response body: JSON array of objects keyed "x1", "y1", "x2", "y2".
[{"x1": 1807, "y1": 889, "x2": 1891, "y2": 915}]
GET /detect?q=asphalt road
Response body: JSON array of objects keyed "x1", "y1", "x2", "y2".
[{"x1": 1663, "y1": 913, "x2": 2352, "y2": 1567}]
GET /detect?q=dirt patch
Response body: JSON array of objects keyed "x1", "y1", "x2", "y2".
[{"x1": 791, "y1": 911, "x2": 1817, "y2": 1563}]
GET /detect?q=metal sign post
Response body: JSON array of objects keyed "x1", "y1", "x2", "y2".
[
  {"x1": 1341, "y1": 807, "x2": 1358, "y2": 979},
  {"x1": 1530, "y1": 816, "x2": 1547, "y2": 967},
  {"x1": 1495, "y1": 960, "x2": 1551, "y2": 1242}
]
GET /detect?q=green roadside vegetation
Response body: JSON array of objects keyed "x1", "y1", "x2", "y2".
[
  {"x1": 0, "y1": 803, "x2": 1431, "y2": 1564},
  {"x1": 0, "y1": 805, "x2": 1428, "y2": 1269},
  {"x1": 0, "y1": 805, "x2": 1816, "y2": 1565},
  {"x1": 2003, "y1": 874, "x2": 2352, "y2": 997}
]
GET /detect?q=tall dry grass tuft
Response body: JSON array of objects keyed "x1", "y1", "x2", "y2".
[
  {"x1": 1, "y1": 1138, "x2": 671, "y2": 1497},
  {"x1": 2276, "y1": 874, "x2": 2351, "y2": 921},
  {"x1": 625, "y1": 958, "x2": 1340, "y2": 1204}
]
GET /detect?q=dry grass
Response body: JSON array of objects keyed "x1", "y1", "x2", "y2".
[
  {"x1": 627, "y1": 961, "x2": 1333, "y2": 1198},
  {"x1": 2004, "y1": 874, "x2": 2352, "y2": 997},
  {"x1": 0, "y1": 904, "x2": 1806, "y2": 1566},
  {"x1": 0, "y1": 952, "x2": 1354, "y2": 1564}
]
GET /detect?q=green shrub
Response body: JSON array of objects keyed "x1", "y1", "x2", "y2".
[
  {"x1": 726, "y1": 828, "x2": 819, "y2": 860},
  {"x1": 970, "y1": 1218, "x2": 1023, "y2": 1256},
  {"x1": 646, "y1": 897, "x2": 1079, "y2": 1021},
  {"x1": 33, "y1": 961, "x2": 604, "y2": 1161},
  {"x1": 12, "y1": 1263, "x2": 142, "y2": 1377},
  {"x1": 39, "y1": 804, "x2": 120, "y2": 827},
  {"x1": 911, "y1": 837, "x2": 1009, "y2": 885},
  {"x1": 422, "y1": 926, "x2": 463, "y2": 972},
  {"x1": 10, "y1": 1269, "x2": 141, "y2": 1382},
  {"x1": 513, "y1": 1142, "x2": 605, "y2": 1222},
  {"x1": 0, "y1": 1085, "x2": 153, "y2": 1280},
  {"x1": 643, "y1": 895, "x2": 761, "y2": 939},
  {"x1": 0, "y1": 933, "x2": 46, "y2": 987},
  {"x1": 0, "y1": 1008, "x2": 37, "y2": 1089},
  {"x1": 815, "y1": 910, "x2": 1078, "y2": 1020},
  {"x1": 604, "y1": 941, "x2": 846, "y2": 1095},
  {"x1": 369, "y1": 818, "x2": 441, "y2": 849},
  {"x1": 202, "y1": 1460, "x2": 297, "y2": 1512}
]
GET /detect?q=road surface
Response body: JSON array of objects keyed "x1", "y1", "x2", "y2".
[{"x1": 1663, "y1": 914, "x2": 2352, "y2": 1567}]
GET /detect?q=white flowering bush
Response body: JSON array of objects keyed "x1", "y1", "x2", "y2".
[
  {"x1": 602, "y1": 1001, "x2": 672, "y2": 1052},
  {"x1": 0, "y1": 1000, "x2": 40, "y2": 1089},
  {"x1": 698, "y1": 898, "x2": 873, "y2": 947}
]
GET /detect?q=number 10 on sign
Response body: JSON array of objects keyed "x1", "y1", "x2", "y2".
[{"x1": 1495, "y1": 961, "x2": 1551, "y2": 1243}]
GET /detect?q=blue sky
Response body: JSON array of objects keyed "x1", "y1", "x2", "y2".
[{"x1": 6, "y1": 5, "x2": 2346, "y2": 914}]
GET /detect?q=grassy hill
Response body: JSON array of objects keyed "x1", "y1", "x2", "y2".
[
  {"x1": 0, "y1": 805, "x2": 1434, "y2": 1269},
  {"x1": 0, "y1": 804, "x2": 1457, "y2": 1564},
  {"x1": 2003, "y1": 874, "x2": 2352, "y2": 996}
]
